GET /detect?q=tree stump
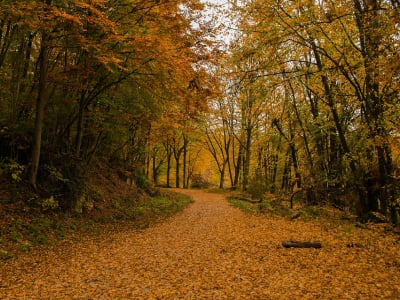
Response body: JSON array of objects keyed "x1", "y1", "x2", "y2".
[{"x1": 282, "y1": 240, "x2": 322, "y2": 248}]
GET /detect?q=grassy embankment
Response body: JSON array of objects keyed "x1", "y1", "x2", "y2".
[{"x1": 0, "y1": 164, "x2": 192, "y2": 260}]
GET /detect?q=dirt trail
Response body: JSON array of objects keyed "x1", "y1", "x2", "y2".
[{"x1": 1, "y1": 189, "x2": 399, "y2": 299}]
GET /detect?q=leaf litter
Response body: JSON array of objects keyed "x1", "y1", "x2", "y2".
[{"x1": 1, "y1": 189, "x2": 399, "y2": 299}]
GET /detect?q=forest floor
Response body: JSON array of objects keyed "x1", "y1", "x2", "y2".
[{"x1": 1, "y1": 189, "x2": 400, "y2": 299}]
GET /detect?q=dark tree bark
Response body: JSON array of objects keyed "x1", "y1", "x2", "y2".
[
  {"x1": 28, "y1": 25, "x2": 50, "y2": 189},
  {"x1": 173, "y1": 136, "x2": 185, "y2": 188},
  {"x1": 233, "y1": 143, "x2": 243, "y2": 189},
  {"x1": 152, "y1": 149, "x2": 165, "y2": 185},
  {"x1": 242, "y1": 126, "x2": 252, "y2": 191},
  {"x1": 75, "y1": 93, "x2": 86, "y2": 157},
  {"x1": 163, "y1": 140, "x2": 173, "y2": 188},
  {"x1": 182, "y1": 135, "x2": 188, "y2": 189}
]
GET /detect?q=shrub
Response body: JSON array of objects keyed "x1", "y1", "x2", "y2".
[
  {"x1": 191, "y1": 174, "x2": 209, "y2": 189},
  {"x1": 247, "y1": 169, "x2": 266, "y2": 201}
]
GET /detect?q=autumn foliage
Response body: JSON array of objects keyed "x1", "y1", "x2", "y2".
[
  {"x1": 0, "y1": 0, "x2": 212, "y2": 207},
  {"x1": 0, "y1": 0, "x2": 399, "y2": 223},
  {"x1": 204, "y1": 0, "x2": 400, "y2": 223}
]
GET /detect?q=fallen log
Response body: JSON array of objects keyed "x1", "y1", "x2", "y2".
[{"x1": 282, "y1": 240, "x2": 322, "y2": 248}]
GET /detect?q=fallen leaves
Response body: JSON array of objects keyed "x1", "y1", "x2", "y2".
[{"x1": 1, "y1": 189, "x2": 399, "y2": 299}]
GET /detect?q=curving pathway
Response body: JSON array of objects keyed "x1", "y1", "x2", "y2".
[{"x1": 1, "y1": 189, "x2": 399, "y2": 299}]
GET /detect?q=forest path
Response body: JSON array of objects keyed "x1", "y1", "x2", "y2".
[{"x1": 1, "y1": 189, "x2": 399, "y2": 299}]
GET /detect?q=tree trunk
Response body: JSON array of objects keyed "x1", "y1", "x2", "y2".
[
  {"x1": 227, "y1": 141, "x2": 234, "y2": 187},
  {"x1": 28, "y1": 30, "x2": 49, "y2": 189},
  {"x1": 288, "y1": 118, "x2": 301, "y2": 189},
  {"x1": 164, "y1": 141, "x2": 173, "y2": 188},
  {"x1": 152, "y1": 155, "x2": 157, "y2": 185},
  {"x1": 242, "y1": 127, "x2": 252, "y2": 191},
  {"x1": 233, "y1": 144, "x2": 243, "y2": 189},
  {"x1": 229, "y1": 137, "x2": 236, "y2": 187},
  {"x1": 145, "y1": 153, "x2": 150, "y2": 179},
  {"x1": 172, "y1": 136, "x2": 184, "y2": 189},
  {"x1": 175, "y1": 159, "x2": 180, "y2": 188},
  {"x1": 182, "y1": 136, "x2": 188, "y2": 189},
  {"x1": 281, "y1": 149, "x2": 291, "y2": 192},
  {"x1": 75, "y1": 96, "x2": 85, "y2": 157},
  {"x1": 219, "y1": 160, "x2": 227, "y2": 189},
  {"x1": 166, "y1": 152, "x2": 171, "y2": 188},
  {"x1": 271, "y1": 153, "x2": 278, "y2": 193}
]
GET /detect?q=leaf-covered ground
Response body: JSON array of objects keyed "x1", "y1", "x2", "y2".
[{"x1": 1, "y1": 189, "x2": 399, "y2": 299}]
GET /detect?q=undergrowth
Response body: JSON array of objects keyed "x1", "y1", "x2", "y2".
[
  {"x1": 0, "y1": 190, "x2": 192, "y2": 260},
  {"x1": 226, "y1": 192, "x2": 357, "y2": 224}
]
